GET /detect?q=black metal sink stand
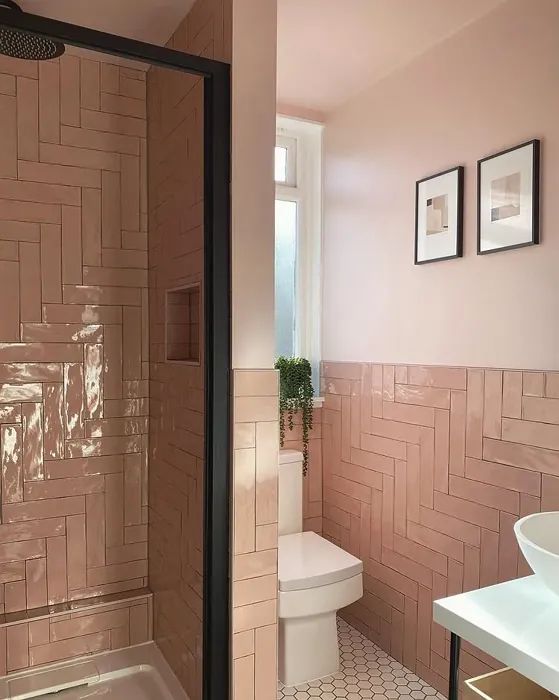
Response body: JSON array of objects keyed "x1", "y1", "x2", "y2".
[{"x1": 449, "y1": 633, "x2": 461, "y2": 700}]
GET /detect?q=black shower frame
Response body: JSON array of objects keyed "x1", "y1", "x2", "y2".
[{"x1": 0, "y1": 8, "x2": 231, "y2": 700}]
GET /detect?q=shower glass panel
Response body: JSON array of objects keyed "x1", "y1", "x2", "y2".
[
  {"x1": 147, "y1": 58, "x2": 206, "y2": 700},
  {"x1": 0, "y1": 6, "x2": 227, "y2": 692}
]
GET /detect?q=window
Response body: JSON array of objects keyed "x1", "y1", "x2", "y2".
[
  {"x1": 275, "y1": 116, "x2": 323, "y2": 391},
  {"x1": 274, "y1": 136, "x2": 297, "y2": 186}
]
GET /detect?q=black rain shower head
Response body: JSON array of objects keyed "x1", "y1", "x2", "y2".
[{"x1": 0, "y1": 0, "x2": 65, "y2": 60}]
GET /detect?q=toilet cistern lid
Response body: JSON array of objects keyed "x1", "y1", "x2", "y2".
[{"x1": 278, "y1": 531, "x2": 363, "y2": 592}]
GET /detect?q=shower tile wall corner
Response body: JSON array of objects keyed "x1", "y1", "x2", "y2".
[{"x1": 0, "y1": 51, "x2": 148, "y2": 610}]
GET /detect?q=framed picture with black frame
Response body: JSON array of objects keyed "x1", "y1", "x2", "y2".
[
  {"x1": 477, "y1": 139, "x2": 540, "y2": 255},
  {"x1": 415, "y1": 166, "x2": 464, "y2": 265}
]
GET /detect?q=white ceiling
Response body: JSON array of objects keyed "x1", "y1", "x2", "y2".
[
  {"x1": 277, "y1": 0, "x2": 507, "y2": 116},
  {"x1": 18, "y1": 0, "x2": 195, "y2": 46}
]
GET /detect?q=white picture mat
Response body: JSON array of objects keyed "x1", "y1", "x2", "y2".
[
  {"x1": 417, "y1": 170, "x2": 459, "y2": 262},
  {"x1": 479, "y1": 143, "x2": 534, "y2": 251}
]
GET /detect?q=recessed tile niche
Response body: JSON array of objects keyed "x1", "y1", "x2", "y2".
[{"x1": 165, "y1": 284, "x2": 201, "y2": 363}]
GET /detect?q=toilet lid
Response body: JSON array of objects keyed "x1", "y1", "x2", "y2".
[{"x1": 278, "y1": 532, "x2": 363, "y2": 592}]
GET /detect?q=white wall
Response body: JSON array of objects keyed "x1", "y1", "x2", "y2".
[{"x1": 322, "y1": 0, "x2": 559, "y2": 370}]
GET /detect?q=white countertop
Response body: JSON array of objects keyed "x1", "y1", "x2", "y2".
[{"x1": 433, "y1": 575, "x2": 559, "y2": 695}]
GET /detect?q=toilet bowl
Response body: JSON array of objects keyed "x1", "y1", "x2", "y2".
[{"x1": 278, "y1": 450, "x2": 363, "y2": 686}]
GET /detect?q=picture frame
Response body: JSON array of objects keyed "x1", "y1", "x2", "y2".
[
  {"x1": 477, "y1": 139, "x2": 540, "y2": 255},
  {"x1": 415, "y1": 166, "x2": 464, "y2": 265}
]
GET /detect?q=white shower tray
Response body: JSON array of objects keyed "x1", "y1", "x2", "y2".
[{"x1": 0, "y1": 642, "x2": 189, "y2": 700}]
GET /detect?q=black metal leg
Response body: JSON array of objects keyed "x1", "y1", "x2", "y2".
[{"x1": 449, "y1": 633, "x2": 461, "y2": 700}]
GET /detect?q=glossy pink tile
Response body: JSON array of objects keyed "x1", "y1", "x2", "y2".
[
  {"x1": 16, "y1": 77, "x2": 38, "y2": 162},
  {"x1": 407, "y1": 365, "x2": 467, "y2": 390},
  {"x1": 63, "y1": 363, "x2": 85, "y2": 439},
  {"x1": 41, "y1": 224, "x2": 62, "y2": 304},
  {"x1": 6, "y1": 624, "x2": 28, "y2": 671},
  {"x1": 46, "y1": 536, "x2": 68, "y2": 604},
  {"x1": 25, "y1": 557, "x2": 47, "y2": 609},
  {"x1": 19, "y1": 242, "x2": 41, "y2": 323},
  {"x1": 5, "y1": 579, "x2": 27, "y2": 613},
  {"x1": 1, "y1": 424, "x2": 23, "y2": 503},
  {"x1": 86, "y1": 493, "x2": 106, "y2": 568},
  {"x1": 523, "y1": 372, "x2": 544, "y2": 397},
  {"x1": 21, "y1": 402, "x2": 44, "y2": 481},
  {"x1": 38, "y1": 61, "x2": 60, "y2": 144},
  {"x1": 3, "y1": 497, "x2": 84, "y2": 523},
  {"x1": 43, "y1": 383, "x2": 64, "y2": 460},
  {"x1": 503, "y1": 371, "x2": 522, "y2": 418},
  {"x1": 449, "y1": 390, "x2": 466, "y2": 476},
  {"x1": 465, "y1": 369, "x2": 484, "y2": 459},
  {"x1": 483, "y1": 370, "x2": 503, "y2": 439}
]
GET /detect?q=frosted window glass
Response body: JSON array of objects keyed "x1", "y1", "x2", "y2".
[{"x1": 275, "y1": 199, "x2": 297, "y2": 358}]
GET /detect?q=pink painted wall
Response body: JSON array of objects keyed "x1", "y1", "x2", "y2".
[
  {"x1": 322, "y1": 0, "x2": 559, "y2": 370},
  {"x1": 232, "y1": 0, "x2": 277, "y2": 369}
]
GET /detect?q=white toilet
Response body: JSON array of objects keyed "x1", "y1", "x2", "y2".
[{"x1": 278, "y1": 449, "x2": 363, "y2": 686}]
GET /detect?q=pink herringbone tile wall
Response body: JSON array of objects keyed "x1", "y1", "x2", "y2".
[
  {"x1": 0, "y1": 47, "x2": 149, "y2": 619},
  {"x1": 146, "y1": 0, "x2": 231, "y2": 698},
  {"x1": 321, "y1": 361, "x2": 559, "y2": 695}
]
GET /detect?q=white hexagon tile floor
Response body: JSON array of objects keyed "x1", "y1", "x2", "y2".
[{"x1": 278, "y1": 618, "x2": 446, "y2": 700}]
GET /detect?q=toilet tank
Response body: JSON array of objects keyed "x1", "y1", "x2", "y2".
[{"x1": 278, "y1": 450, "x2": 304, "y2": 536}]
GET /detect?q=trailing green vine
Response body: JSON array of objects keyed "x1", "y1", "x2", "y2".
[{"x1": 275, "y1": 356, "x2": 314, "y2": 475}]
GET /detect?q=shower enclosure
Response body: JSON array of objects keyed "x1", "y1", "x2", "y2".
[{"x1": 0, "y1": 5, "x2": 230, "y2": 700}]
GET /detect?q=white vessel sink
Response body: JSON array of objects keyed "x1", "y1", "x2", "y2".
[{"x1": 514, "y1": 511, "x2": 559, "y2": 597}]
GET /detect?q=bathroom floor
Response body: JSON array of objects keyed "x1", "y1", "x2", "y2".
[{"x1": 278, "y1": 618, "x2": 445, "y2": 700}]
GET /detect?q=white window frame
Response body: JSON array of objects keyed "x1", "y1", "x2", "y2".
[{"x1": 275, "y1": 115, "x2": 323, "y2": 395}]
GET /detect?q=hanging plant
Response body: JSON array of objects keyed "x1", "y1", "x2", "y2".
[{"x1": 275, "y1": 356, "x2": 314, "y2": 475}]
